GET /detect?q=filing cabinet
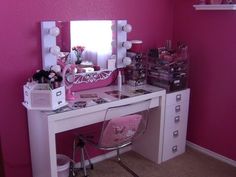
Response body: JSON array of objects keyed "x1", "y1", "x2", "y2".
[{"x1": 162, "y1": 88, "x2": 190, "y2": 161}]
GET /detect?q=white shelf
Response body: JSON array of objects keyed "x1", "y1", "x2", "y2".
[{"x1": 193, "y1": 4, "x2": 236, "y2": 10}]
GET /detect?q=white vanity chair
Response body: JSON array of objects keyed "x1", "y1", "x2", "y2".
[{"x1": 72, "y1": 99, "x2": 151, "y2": 177}]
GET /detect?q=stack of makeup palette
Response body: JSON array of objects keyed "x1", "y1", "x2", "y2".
[{"x1": 147, "y1": 45, "x2": 189, "y2": 93}]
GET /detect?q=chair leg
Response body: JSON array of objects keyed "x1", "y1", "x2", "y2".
[
  {"x1": 69, "y1": 161, "x2": 77, "y2": 177},
  {"x1": 84, "y1": 145, "x2": 94, "y2": 170},
  {"x1": 116, "y1": 149, "x2": 139, "y2": 177},
  {"x1": 71, "y1": 138, "x2": 79, "y2": 177},
  {"x1": 80, "y1": 147, "x2": 88, "y2": 177},
  {"x1": 72, "y1": 137, "x2": 93, "y2": 177}
]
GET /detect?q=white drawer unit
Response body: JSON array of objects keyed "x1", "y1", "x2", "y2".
[{"x1": 162, "y1": 89, "x2": 190, "y2": 161}]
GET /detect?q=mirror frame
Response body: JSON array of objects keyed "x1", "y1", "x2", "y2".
[{"x1": 41, "y1": 20, "x2": 129, "y2": 71}]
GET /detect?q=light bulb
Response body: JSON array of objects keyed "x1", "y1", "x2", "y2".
[
  {"x1": 49, "y1": 27, "x2": 60, "y2": 36},
  {"x1": 50, "y1": 46, "x2": 61, "y2": 56},
  {"x1": 122, "y1": 41, "x2": 132, "y2": 49},
  {"x1": 73, "y1": 67, "x2": 78, "y2": 74},
  {"x1": 122, "y1": 24, "x2": 132, "y2": 33},
  {"x1": 123, "y1": 57, "x2": 132, "y2": 66}
]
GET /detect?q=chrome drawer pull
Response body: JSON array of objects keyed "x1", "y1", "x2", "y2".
[
  {"x1": 175, "y1": 105, "x2": 181, "y2": 112},
  {"x1": 56, "y1": 91, "x2": 62, "y2": 96},
  {"x1": 173, "y1": 130, "x2": 179, "y2": 137},
  {"x1": 172, "y1": 145, "x2": 178, "y2": 152},
  {"x1": 176, "y1": 94, "x2": 181, "y2": 101},
  {"x1": 174, "y1": 116, "x2": 180, "y2": 123}
]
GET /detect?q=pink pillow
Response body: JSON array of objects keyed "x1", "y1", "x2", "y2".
[{"x1": 99, "y1": 114, "x2": 142, "y2": 148}]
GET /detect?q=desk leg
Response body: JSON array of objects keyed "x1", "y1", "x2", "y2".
[
  {"x1": 132, "y1": 96, "x2": 165, "y2": 164},
  {"x1": 48, "y1": 121, "x2": 58, "y2": 177},
  {"x1": 28, "y1": 111, "x2": 57, "y2": 177}
]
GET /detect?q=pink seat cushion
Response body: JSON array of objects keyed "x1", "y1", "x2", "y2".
[{"x1": 99, "y1": 114, "x2": 142, "y2": 148}]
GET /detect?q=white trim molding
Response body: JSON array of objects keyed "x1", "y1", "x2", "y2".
[{"x1": 187, "y1": 141, "x2": 236, "y2": 167}]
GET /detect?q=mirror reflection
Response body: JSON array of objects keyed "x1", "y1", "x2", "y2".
[{"x1": 56, "y1": 20, "x2": 116, "y2": 72}]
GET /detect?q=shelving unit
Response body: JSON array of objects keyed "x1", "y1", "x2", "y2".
[{"x1": 193, "y1": 4, "x2": 236, "y2": 10}]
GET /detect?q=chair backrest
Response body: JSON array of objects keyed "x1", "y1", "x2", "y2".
[{"x1": 98, "y1": 99, "x2": 151, "y2": 148}]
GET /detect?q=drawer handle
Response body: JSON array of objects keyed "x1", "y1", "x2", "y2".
[
  {"x1": 172, "y1": 145, "x2": 178, "y2": 153},
  {"x1": 58, "y1": 101, "x2": 62, "y2": 105},
  {"x1": 173, "y1": 130, "x2": 179, "y2": 137},
  {"x1": 174, "y1": 116, "x2": 180, "y2": 123},
  {"x1": 56, "y1": 91, "x2": 62, "y2": 96},
  {"x1": 176, "y1": 94, "x2": 181, "y2": 101},
  {"x1": 175, "y1": 105, "x2": 181, "y2": 112}
]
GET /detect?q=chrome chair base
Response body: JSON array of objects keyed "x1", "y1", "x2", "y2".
[{"x1": 116, "y1": 149, "x2": 140, "y2": 177}]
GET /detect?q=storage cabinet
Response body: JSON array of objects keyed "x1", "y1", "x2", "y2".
[
  {"x1": 125, "y1": 52, "x2": 146, "y2": 86},
  {"x1": 162, "y1": 88, "x2": 190, "y2": 161},
  {"x1": 147, "y1": 46, "x2": 189, "y2": 93}
]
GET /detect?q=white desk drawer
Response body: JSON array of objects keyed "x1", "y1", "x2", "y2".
[
  {"x1": 162, "y1": 139, "x2": 186, "y2": 161},
  {"x1": 163, "y1": 124, "x2": 187, "y2": 144},
  {"x1": 166, "y1": 89, "x2": 190, "y2": 106},
  {"x1": 164, "y1": 119, "x2": 188, "y2": 138},
  {"x1": 165, "y1": 103, "x2": 189, "y2": 123},
  {"x1": 164, "y1": 113, "x2": 186, "y2": 130}
]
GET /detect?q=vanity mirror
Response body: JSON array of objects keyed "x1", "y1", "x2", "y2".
[
  {"x1": 41, "y1": 20, "x2": 132, "y2": 90},
  {"x1": 55, "y1": 20, "x2": 116, "y2": 70},
  {"x1": 41, "y1": 20, "x2": 131, "y2": 69}
]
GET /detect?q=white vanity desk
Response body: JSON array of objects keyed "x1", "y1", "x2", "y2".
[{"x1": 27, "y1": 84, "x2": 166, "y2": 177}]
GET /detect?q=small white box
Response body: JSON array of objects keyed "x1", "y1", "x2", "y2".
[
  {"x1": 23, "y1": 83, "x2": 67, "y2": 110},
  {"x1": 107, "y1": 58, "x2": 116, "y2": 70}
]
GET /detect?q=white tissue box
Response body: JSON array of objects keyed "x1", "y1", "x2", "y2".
[
  {"x1": 23, "y1": 83, "x2": 67, "y2": 110},
  {"x1": 107, "y1": 58, "x2": 116, "y2": 70}
]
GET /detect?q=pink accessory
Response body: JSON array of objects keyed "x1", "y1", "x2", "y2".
[
  {"x1": 129, "y1": 40, "x2": 143, "y2": 53},
  {"x1": 62, "y1": 64, "x2": 77, "y2": 101},
  {"x1": 99, "y1": 114, "x2": 142, "y2": 147}
]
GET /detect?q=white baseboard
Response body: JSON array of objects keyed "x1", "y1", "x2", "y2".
[
  {"x1": 75, "y1": 145, "x2": 132, "y2": 167},
  {"x1": 187, "y1": 141, "x2": 236, "y2": 167}
]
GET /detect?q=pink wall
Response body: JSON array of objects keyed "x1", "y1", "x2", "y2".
[
  {"x1": 0, "y1": 1, "x2": 173, "y2": 177},
  {"x1": 173, "y1": 0, "x2": 236, "y2": 161}
]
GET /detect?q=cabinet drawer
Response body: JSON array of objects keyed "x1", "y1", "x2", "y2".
[
  {"x1": 162, "y1": 138, "x2": 186, "y2": 161},
  {"x1": 165, "y1": 105, "x2": 188, "y2": 127},
  {"x1": 164, "y1": 113, "x2": 188, "y2": 135},
  {"x1": 163, "y1": 125, "x2": 187, "y2": 145},
  {"x1": 166, "y1": 89, "x2": 190, "y2": 106}
]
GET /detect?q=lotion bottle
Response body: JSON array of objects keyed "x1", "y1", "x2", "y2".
[{"x1": 117, "y1": 71, "x2": 122, "y2": 91}]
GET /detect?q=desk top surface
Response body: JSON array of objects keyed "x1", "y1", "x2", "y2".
[{"x1": 47, "y1": 84, "x2": 165, "y2": 116}]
